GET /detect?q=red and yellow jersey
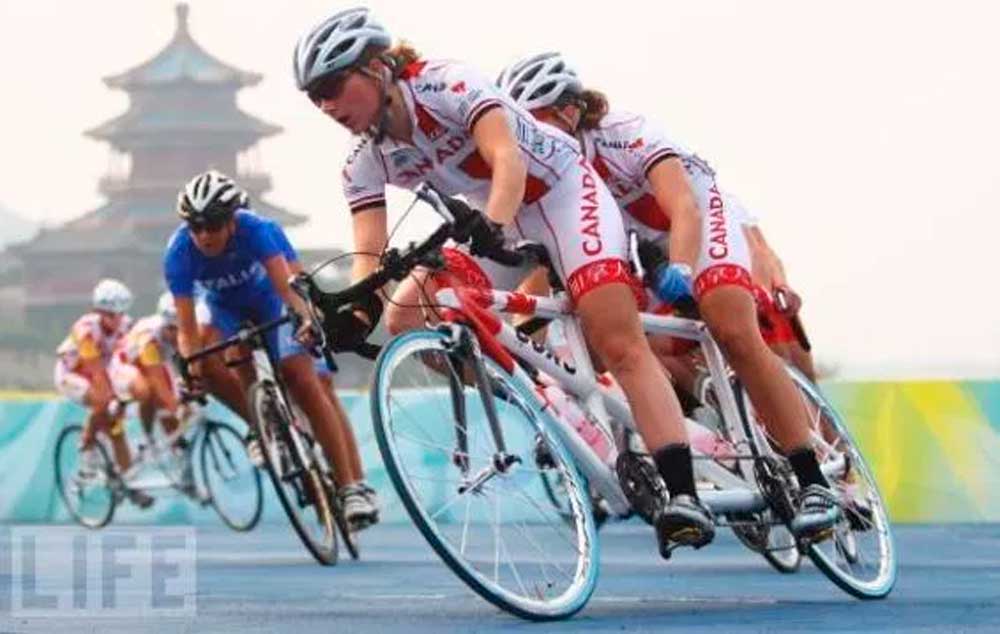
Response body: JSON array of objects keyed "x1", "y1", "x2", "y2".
[
  {"x1": 56, "y1": 312, "x2": 132, "y2": 370},
  {"x1": 114, "y1": 315, "x2": 175, "y2": 369}
]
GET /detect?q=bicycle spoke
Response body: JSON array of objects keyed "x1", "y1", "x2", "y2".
[
  {"x1": 497, "y1": 529, "x2": 532, "y2": 598},
  {"x1": 459, "y1": 490, "x2": 474, "y2": 557},
  {"x1": 507, "y1": 515, "x2": 577, "y2": 584},
  {"x1": 510, "y1": 486, "x2": 583, "y2": 551}
]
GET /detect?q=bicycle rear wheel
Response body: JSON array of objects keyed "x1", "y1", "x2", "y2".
[
  {"x1": 250, "y1": 381, "x2": 338, "y2": 565},
  {"x1": 200, "y1": 421, "x2": 264, "y2": 532},
  {"x1": 372, "y1": 329, "x2": 599, "y2": 621},
  {"x1": 788, "y1": 368, "x2": 897, "y2": 599},
  {"x1": 54, "y1": 424, "x2": 118, "y2": 529}
]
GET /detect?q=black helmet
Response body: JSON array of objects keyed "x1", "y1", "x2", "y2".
[{"x1": 177, "y1": 170, "x2": 248, "y2": 225}]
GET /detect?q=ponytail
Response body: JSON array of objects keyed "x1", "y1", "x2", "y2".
[
  {"x1": 578, "y1": 88, "x2": 609, "y2": 130},
  {"x1": 378, "y1": 41, "x2": 422, "y2": 77}
]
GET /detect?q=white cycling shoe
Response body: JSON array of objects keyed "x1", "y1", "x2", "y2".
[{"x1": 340, "y1": 483, "x2": 380, "y2": 531}]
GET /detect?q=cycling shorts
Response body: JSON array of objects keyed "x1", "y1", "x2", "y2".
[
  {"x1": 436, "y1": 155, "x2": 644, "y2": 306},
  {"x1": 201, "y1": 294, "x2": 308, "y2": 362}
]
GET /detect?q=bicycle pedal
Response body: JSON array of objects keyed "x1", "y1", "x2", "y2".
[{"x1": 616, "y1": 451, "x2": 666, "y2": 525}]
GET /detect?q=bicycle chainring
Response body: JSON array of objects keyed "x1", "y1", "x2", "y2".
[
  {"x1": 615, "y1": 451, "x2": 667, "y2": 525},
  {"x1": 754, "y1": 455, "x2": 797, "y2": 523}
]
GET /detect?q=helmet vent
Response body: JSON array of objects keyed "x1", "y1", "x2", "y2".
[
  {"x1": 522, "y1": 66, "x2": 541, "y2": 83},
  {"x1": 328, "y1": 38, "x2": 355, "y2": 63}
]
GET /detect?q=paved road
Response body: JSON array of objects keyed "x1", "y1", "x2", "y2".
[{"x1": 2, "y1": 522, "x2": 998, "y2": 633}]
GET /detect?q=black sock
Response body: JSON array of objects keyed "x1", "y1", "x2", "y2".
[
  {"x1": 652, "y1": 443, "x2": 697, "y2": 499},
  {"x1": 787, "y1": 447, "x2": 828, "y2": 489}
]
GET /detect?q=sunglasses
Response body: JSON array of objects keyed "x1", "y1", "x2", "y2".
[
  {"x1": 188, "y1": 218, "x2": 229, "y2": 235},
  {"x1": 307, "y1": 72, "x2": 351, "y2": 105}
]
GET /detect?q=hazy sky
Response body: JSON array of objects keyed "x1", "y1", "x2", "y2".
[{"x1": 1, "y1": 0, "x2": 997, "y2": 379}]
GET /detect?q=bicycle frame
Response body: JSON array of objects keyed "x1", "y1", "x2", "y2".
[
  {"x1": 117, "y1": 405, "x2": 205, "y2": 491},
  {"x1": 433, "y1": 284, "x2": 847, "y2": 520}
]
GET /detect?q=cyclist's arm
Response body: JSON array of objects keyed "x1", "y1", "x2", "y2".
[
  {"x1": 263, "y1": 254, "x2": 310, "y2": 318},
  {"x1": 137, "y1": 346, "x2": 179, "y2": 414},
  {"x1": 350, "y1": 206, "x2": 389, "y2": 283},
  {"x1": 471, "y1": 108, "x2": 527, "y2": 226},
  {"x1": 512, "y1": 266, "x2": 550, "y2": 328},
  {"x1": 746, "y1": 225, "x2": 789, "y2": 288},
  {"x1": 175, "y1": 295, "x2": 201, "y2": 360},
  {"x1": 78, "y1": 355, "x2": 113, "y2": 407},
  {"x1": 646, "y1": 158, "x2": 701, "y2": 269}
]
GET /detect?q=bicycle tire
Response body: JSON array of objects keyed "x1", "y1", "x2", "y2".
[
  {"x1": 250, "y1": 381, "x2": 338, "y2": 565},
  {"x1": 54, "y1": 424, "x2": 117, "y2": 529},
  {"x1": 200, "y1": 420, "x2": 264, "y2": 532},
  {"x1": 371, "y1": 329, "x2": 599, "y2": 621},
  {"x1": 787, "y1": 368, "x2": 897, "y2": 599}
]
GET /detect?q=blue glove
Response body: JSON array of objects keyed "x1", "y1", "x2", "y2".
[{"x1": 653, "y1": 263, "x2": 694, "y2": 304}]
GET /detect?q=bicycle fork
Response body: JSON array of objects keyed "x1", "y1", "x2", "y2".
[{"x1": 439, "y1": 324, "x2": 521, "y2": 494}]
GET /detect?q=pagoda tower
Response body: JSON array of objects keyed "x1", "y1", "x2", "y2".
[{"x1": 10, "y1": 3, "x2": 302, "y2": 335}]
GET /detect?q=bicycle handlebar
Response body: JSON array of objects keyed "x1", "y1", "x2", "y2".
[
  {"x1": 176, "y1": 314, "x2": 292, "y2": 385},
  {"x1": 291, "y1": 183, "x2": 548, "y2": 360},
  {"x1": 179, "y1": 183, "x2": 552, "y2": 369}
]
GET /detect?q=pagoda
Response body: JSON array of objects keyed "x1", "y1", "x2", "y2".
[{"x1": 9, "y1": 3, "x2": 302, "y2": 335}]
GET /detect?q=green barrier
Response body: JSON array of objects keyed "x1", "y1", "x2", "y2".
[
  {"x1": 824, "y1": 380, "x2": 1000, "y2": 522},
  {"x1": 1, "y1": 381, "x2": 997, "y2": 524}
]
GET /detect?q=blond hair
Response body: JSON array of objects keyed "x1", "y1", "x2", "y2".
[{"x1": 360, "y1": 41, "x2": 422, "y2": 76}]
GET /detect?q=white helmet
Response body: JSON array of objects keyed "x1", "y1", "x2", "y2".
[
  {"x1": 156, "y1": 292, "x2": 177, "y2": 327},
  {"x1": 496, "y1": 52, "x2": 583, "y2": 111},
  {"x1": 177, "y1": 170, "x2": 248, "y2": 225},
  {"x1": 293, "y1": 7, "x2": 392, "y2": 91},
  {"x1": 92, "y1": 278, "x2": 133, "y2": 314}
]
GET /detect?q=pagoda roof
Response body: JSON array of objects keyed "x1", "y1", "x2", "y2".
[
  {"x1": 85, "y1": 104, "x2": 281, "y2": 143},
  {"x1": 104, "y1": 4, "x2": 261, "y2": 90}
]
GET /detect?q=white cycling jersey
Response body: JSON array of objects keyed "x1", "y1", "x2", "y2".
[
  {"x1": 342, "y1": 59, "x2": 636, "y2": 303},
  {"x1": 109, "y1": 315, "x2": 178, "y2": 401},
  {"x1": 55, "y1": 312, "x2": 132, "y2": 370},
  {"x1": 54, "y1": 312, "x2": 132, "y2": 403},
  {"x1": 342, "y1": 59, "x2": 580, "y2": 212},
  {"x1": 579, "y1": 111, "x2": 753, "y2": 298},
  {"x1": 113, "y1": 315, "x2": 174, "y2": 367}
]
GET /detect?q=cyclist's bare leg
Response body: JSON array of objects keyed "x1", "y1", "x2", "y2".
[
  {"x1": 576, "y1": 284, "x2": 688, "y2": 449},
  {"x1": 697, "y1": 286, "x2": 810, "y2": 451},
  {"x1": 649, "y1": 340, "x2": 700, "y2": 391},
  {"x1": 387, "y1": 271, "x2": 485, "y2": 386},
  {"x1": 386, "y1": 268, "x2": 438, "y2": 335},
  {"x1": 105, "y1": 415, "x2": 133, "y2": 474},
  {"x1": 280, "y1": 354, "x2": 356, "y2": 487},
  {"x1": 788, "y1": 340, "x2": 818, "y2": 382},
  {"x1": 197, "y1": 326, "x2": 253, "y2": 422},
  {"x1": 319, "y1": 373, "x2": 364, "y2": 481},
  {"x1": 130, "y1": 374, "x2": 157, "y2": 437}
]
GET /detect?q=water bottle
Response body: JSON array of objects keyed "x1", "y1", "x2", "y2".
[
  {"x1": 542, "y1": 385, "x2": 616, "y2": 466},
  {"x1": 684, "y1": 417, "x2": 737, "y2": 469}
]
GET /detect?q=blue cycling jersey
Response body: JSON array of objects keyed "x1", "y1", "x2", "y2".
[
  {"x1": 163, "y1": 209, "x2": 298, "y2": 307},
  {"x1": 164, "y1": 209, "x2": 306, "y2": 360}
]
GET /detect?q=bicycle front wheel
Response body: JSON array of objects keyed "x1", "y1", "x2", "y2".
[
  {"x1": 250, "y1": 381, "x2": 338, "y2": 565},
  {"x1": 54, "y1": 424, "x2": 117, "y2": 529},
  {"x1": 200, "y1": 421, "x2": 263, "y2": 532},
  {"x1": 372, "y1": 329, "x2": 599, "y2": 621}
]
